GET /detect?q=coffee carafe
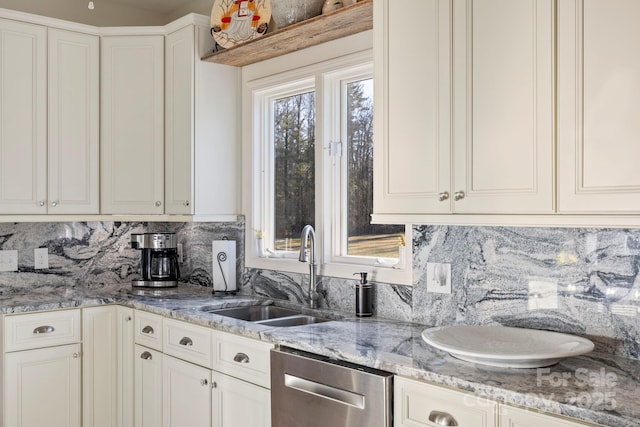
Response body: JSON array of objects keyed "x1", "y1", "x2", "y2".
[{"x1": 130, "y1": 233, "x2": 180, "y2": 288}]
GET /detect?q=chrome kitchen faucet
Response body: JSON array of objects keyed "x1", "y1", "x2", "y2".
[{"x1": 298, "y1": 225, "x2": 319, "y2": 309}]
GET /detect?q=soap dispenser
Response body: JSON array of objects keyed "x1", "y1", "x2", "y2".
[{"x1": 354, "y1": 272, "x2": 372, "y2": 317}]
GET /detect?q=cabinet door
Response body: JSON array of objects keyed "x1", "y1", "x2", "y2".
[
  {"x1": 83, "y1": 306, "x2": 117, "y2": 427},
  {"x1": 395, "y1": 376, "x2": 497, "y2": 426},
  {"x1": 162, "y1": 354, "x2": 211, "y2": 427},
  {"x1": 501, "y1": 404, "x2": 593, "y2": 427},
  {"x1": 558, "y1": 0, "x2": 640, "y2": 213},
  {"x1": 101, "y1": 35, "x2": 164, "y2": 214},
  {"x1": 117, "y1": 307, "x2": 135, "y2": 427},
  {"x1": 135, "y1": 345, "x2": 162, "y2": 427},
  {"x1": 452, "y1": 0, "x2": 554, "y2": 213},
  {"x1": 211, "y1": 371, "x2": 270, "y2": 427},
  {"x1": 0, "y1": 19, "x2": 47, "y2": 214},
  {"x1": 373, "y1": 0, "x2": 452, "y2": 216},
  {"x1": 48, "y1": 28, "x2": 99, "y2": 214},
  {"x1": 165, "y1": 26, "x2": 194, "y2": 215},
  {"x1": 4, "y1": 343, "x2": 81, "y2": 427}
]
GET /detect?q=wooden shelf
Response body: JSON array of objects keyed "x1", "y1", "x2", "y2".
[{"x1": 202, "y1": 0, "x2": 373, "y2": 67}]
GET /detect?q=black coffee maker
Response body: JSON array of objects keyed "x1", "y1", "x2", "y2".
[{"x1": 130, "y1": 233, "x2": 180, "y2": 288}]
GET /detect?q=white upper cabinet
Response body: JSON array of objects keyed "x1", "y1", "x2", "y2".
[
  {"x1": 165, "y1": 21, "x2": 240, "y2": 218},
  {"x1": 0, "y1": 19, "x2": 47, "y2": 214},
  {"x1": 101, "y1": 35, "x2": 165, "y2": 215},
  {"x1": 558, "y1": 0, "x2": 640, "y2": 213},
  {"x1": 374, "y1": 0, "x2": 555, "y2": 220},
  {"x1": 373, "y1": 0, "x2": 452, "y2": 215},
  {"x1": 452, "y1": 0, "x2": 555, "y2": 213},
  {"x1": 48, "y1": 28, "x2": 100, "y2": 214}
]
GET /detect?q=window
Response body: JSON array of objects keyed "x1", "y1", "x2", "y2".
[{"x1": 245, "y1": 49, "x2": 411, "y2": 284}]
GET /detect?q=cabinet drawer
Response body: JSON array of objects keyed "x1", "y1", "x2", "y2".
[
  {"x1": 163, "y1": 318, "x2": 212, "y2": 368},
  {"x1": 4, "y1": 309, "x2": 81, "y2": 352},
  {"x1": 212, "y1": 330, "x2": 273, "y2": 388},
  {"x1": 135, "y1": 310, "x2": 163, "y2": 350},
  {"x1": 394, "y1": 376, "x2": 497, "y2": 427}
]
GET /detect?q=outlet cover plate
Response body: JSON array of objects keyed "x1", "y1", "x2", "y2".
[
  {"x1": 427, "y1": 262, "x2": 451, "y2": 294},
  {"x1": 0, "y1": 250, "x2": 18, "y2": 272},
  {"x1": 34, "y1": 248, "x2": 49, "y2": 269}
]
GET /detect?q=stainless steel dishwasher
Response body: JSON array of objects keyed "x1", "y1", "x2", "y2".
[{"x1": 271, "y1": 347, "x2": 393, "y2": 427}]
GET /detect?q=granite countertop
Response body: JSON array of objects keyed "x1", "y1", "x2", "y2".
[{"x1": 1, "y1": 285, "x2": 638, "y2": 427}]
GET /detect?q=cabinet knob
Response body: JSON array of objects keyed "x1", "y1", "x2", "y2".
[
  {"x1": 155, "y1": 201, "x2": 162, "y2": 207},
  {"x1": 179, "y1": 337, "x2": 193, "y2": 347},
  {"x1": 140, "y1": 351, "x2": 153, "y2": 360},
  {"x1": 51, "y1": 201, "x2": 58, "y2": 207},
  {"x1": 211, "y1": 381, "x2": 218, "y2": 389},
  {"x1": 39, "y1": 201, "x2": 46, "y2": 207},
  {"x1": 453, "y1": 191, "x2": 465, "y2": 201},
  {"x1": 428, "y1": 410, "x2": 458, "y2": 426},
  {"x1": 200, "y1": 379, "x2": 208, "y2": 386},
  {"x1": 184, "y1": 201, "x2": 190, "y2": 207},
  {"x1": 438, "y1": 192, "x2": 449, "y2": 201},
  {"x1": 73, "y1": 352, "x2": 81, "y2": 359},
  {"x1": 142, "y1": 325, "x2": 154, "y2": 335},
  {"x1": 126, "y1": 316, "x2": 132, "y2": 321}
]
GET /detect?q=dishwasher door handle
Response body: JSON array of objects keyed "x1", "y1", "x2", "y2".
[{"x1": 284, "y1": 373, "x2": 365, "y2": 409}]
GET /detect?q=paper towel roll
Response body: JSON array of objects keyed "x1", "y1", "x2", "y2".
[{"x1": 212, "y1": 240, "x2": 236, "y2": 292}]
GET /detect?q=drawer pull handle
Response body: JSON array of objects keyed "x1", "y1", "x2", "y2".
[
  {"x1": 33, "y1": 325, "x2": 55, "y2": 334},
  {"x1": 233, "y1": 352, "x2": 250, "y2": 364},
  {"x1": 179, "y1": 337, "x2": 193, "y2": 346},
  {"x1": 428, "y1": 410, "x2": 458, "y2": 426},
  {"x1": 142, "y1": 326, "x2": 154, "y2": 335},
  {"x1": 140, "y1": 351, "x2": 153, "y2": 360}
]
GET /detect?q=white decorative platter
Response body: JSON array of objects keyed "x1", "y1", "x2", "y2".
[{"x1": 421, "y1": 325, "x2": 595, "y2": 368}]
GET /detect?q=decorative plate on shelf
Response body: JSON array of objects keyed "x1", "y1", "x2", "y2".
[
  {"x1": 210, "y1": 0, "x2": 272, "y2": 49},
  {"x1": 422, "y1": 325, "x2": 595, "y2": 368}
]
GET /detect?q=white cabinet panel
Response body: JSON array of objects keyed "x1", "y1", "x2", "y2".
[
  {"x1": 501, "y1": 404, "x2": 596, "y2": 427},
  {"x1": 101, "y1": 35, "x2": 164, "y2": 214},
  {"x1": 4, "y1": 308, "x2": 81, "y2": 352},
  {"x1": 48, "y1": 28, "x2": 99, "y2": 214},
  {"x1": 0, "y1": 19, "x2": 47, "y2": 214},
  {"x1": 394, "y1": 376, "x2": 497, "y2": 427},
  {"x1": 452, "y1": 0, "x2": 555, "y2": 213},
  {"x1": 558, "y1": 0, "x2": 640, "y2": 213},
  {"x1": 117, "y1": 306, "x2": 134, "y2": 427},
  {"x1": 162, "y1": 354, "x2": 211, "y2": 427},
  {"x1": 373, "y1": 0, "x2": 451, "y2": 214},
  {"x1": 4, "y1": 343, "x2": 81, "y2": 427},
  {"x1": 211, "y1": 371, "x2": 270, "y2": 427},
  {"x1": 135, "y1": 345, "x2": 162, "y2": 427}
]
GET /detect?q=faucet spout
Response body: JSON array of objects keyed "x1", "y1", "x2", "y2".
[{"x1": 299, "y1": 225, "x2": 318, "y2": 309}]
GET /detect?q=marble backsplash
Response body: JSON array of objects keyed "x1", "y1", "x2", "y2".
[{"x1": 0, "y1": 220, "x2": 638, "y2": 360}]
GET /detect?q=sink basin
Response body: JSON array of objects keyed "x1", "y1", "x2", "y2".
[
  {"x1": 201, "y1": 305, "x2": 302, "y2": 321},
  {"x1": 256, "y1": 315, "x2": 329, "y2": 327},
  {"x1": 202, "y1": 305, "x2": 331, "y2": 327},
  {"x1": 422, "y1": 325, "x2": 595, "y2": 368}
]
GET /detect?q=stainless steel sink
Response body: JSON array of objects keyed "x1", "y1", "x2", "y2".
[{"x1": 202, "y1": 305, "x2": 330, "y2": 326}]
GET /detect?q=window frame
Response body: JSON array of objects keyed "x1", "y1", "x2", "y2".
[{"x1": 243, "y1": 48, "x2": 412, "y2": 285}]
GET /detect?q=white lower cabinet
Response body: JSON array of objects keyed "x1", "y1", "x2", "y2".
[
  {"x1": 501, "y1": 404, "x2": 599, "y2": 427},
  {"x1": 4, "y1": 343, "x2": 82, "y2": 427},
  {"x1": 394, "y1": 376, "x2": 497, "y2": 427},
  {"x1": 211, "y1": 371, "x2": 271, "y2": 427},
  {"x1": 135, "y1": 345, "x2": 163, "y2": 427},
  {"x1": 395, "y1": 376, "x2": 602, "y2": 427},
  {"x1": 2, "y1": 309, "x2": 82, "y2": 427},
  {"x1": 163, "y1": 354, "x2": 212, "y2": 427},
  {"x1": 82, "y1": 306, "x2": 134, "y2": 427}
]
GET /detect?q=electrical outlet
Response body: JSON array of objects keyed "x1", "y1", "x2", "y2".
[
  {"x1": 0, "y1": 250, "x2": 18, "y2": 272},
  {"x1": 34, "y1": 248, "x2": 49, "y2": 269},
  {"x1": 426, "y1": 262, "x2": 451, "y2": 294}
]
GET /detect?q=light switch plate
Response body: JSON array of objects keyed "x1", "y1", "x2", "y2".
[
  {"x1": 34, "y1": 248, "x2": 49, "y2": 269},
  {"x1": 426, "y1": 262, "x2": 451, "y2": 294},
  {"x1": 0, "y1": 250, "x2": 18, "y2": 272}
]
